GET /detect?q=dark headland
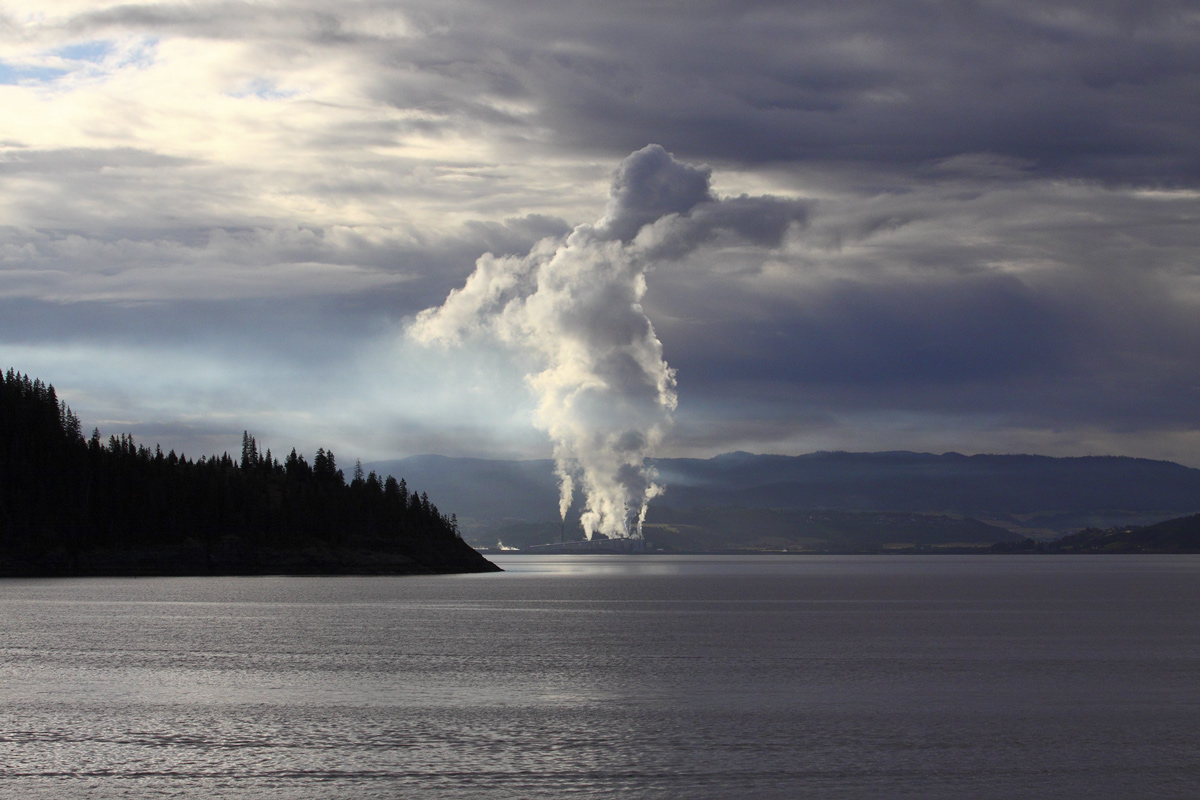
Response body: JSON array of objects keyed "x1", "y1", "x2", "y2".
[{"x1": 0, "y1": 369, "x2": 499, "y2": 577}]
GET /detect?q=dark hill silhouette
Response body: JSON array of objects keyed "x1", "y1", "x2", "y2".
[
  {"x1": 0, "y1": 369, "x2": 498, "y2": 576},
  {"x1": 993, "y1": 513, "x2": 1200, "y2": 554}
]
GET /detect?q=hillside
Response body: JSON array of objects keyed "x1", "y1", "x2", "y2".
[
  {"x1": 367, "y1": 451, "x2": 1200, "y2": 543},
  {"x1": 993, "y1": 513, "x2": 1200, "y2": 554},
  {"x1": 0, "y1": 369, "x2": 498, "y2": 576},
  {"x1": 487, "y1": 507, "x2": 1022, "y2": 553}
]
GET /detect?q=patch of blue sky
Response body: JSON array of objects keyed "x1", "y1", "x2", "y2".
[
  {"x1": 53, "y1": 40, "x2": 115, "y2": 63},
  {"x1": 228, "y1": 79, "x2": 299, "y2": 100},
  {"x1": 0, "y1": 62, "x2": 67, "y2": 85},
  {"x1": 116, "y1": 38, "x2": 158, "y2": 70}
]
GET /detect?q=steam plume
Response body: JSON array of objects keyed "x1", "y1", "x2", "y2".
[{"x1": 411, "y1": 144, "x2": 805, "y2": 538}]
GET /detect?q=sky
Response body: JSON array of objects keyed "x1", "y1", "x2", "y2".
[{"x1": 3, "y1": 1, "x2": 1200, "y2": 467}]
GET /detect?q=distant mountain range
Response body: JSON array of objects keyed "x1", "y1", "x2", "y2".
[
  {"x1": 366, "y1": 451, "x2": 1200, "y2": 549},
  {"x1": 490, "y1": 508, "x2": 1025, "y2": 554}
]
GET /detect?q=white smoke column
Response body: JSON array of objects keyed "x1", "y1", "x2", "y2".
[
  {"x1": 411, "y1": 144, "x2": 805, "y2": 539},
  {"x1": 517, "y1": 232, "x2": 679, "y2": 539}
]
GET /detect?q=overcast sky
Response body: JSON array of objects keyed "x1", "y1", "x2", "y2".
[{"x1": 3, "y1": 1, "x2": 1200, "y2": 466}]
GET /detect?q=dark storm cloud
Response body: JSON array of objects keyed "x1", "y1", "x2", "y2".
[
  {"x1": 554, "y1": 2, "x2": 1200, "y2": 184},
  {"x1": 671, "y1": 274, "x2": 1064, "y2": 387},
  {"x1": 651, "y1": 254, "x2": 1200, "y2": 436},
  {"x1": 333, "y1": 0, "x2": 1200, "y2": 185}
]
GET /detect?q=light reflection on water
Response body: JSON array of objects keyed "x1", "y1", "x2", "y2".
[
  {"x1": 490, "y1": 553, "x2": 858, "y2": 576},
  {"x1": 3, "y1": 555, "x2": 1200, "y2": 798}
]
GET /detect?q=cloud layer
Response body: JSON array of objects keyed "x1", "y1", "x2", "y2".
[{"x1": 2, "y1": 1, "x2": 1200, "y2": 467}]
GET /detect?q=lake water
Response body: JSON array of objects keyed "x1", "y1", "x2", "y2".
[{"x1": 2, "y1": 554, "x2": 1200, "y2": 798}]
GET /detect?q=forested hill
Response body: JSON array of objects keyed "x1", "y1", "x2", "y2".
[{"x1": 0, "y1": 369, "x2": 498, "y2": 576}]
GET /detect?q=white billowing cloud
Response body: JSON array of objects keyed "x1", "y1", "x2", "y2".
[{"x1": 412, "y1": 145, "x2": 806, "y2": 537}]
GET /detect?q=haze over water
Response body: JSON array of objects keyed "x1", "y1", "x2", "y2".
[{"x1": 3, "y1": 555, "x2": 1200, "y2": 798}]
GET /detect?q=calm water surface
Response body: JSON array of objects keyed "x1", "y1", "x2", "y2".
[{"x1": 2, "y1": 555, "x2": 1200, "y2": 798}]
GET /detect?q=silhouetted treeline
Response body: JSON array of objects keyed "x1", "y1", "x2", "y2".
[{"x1": 0, "y1": 369, "x2": 497, "y2": 575}]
